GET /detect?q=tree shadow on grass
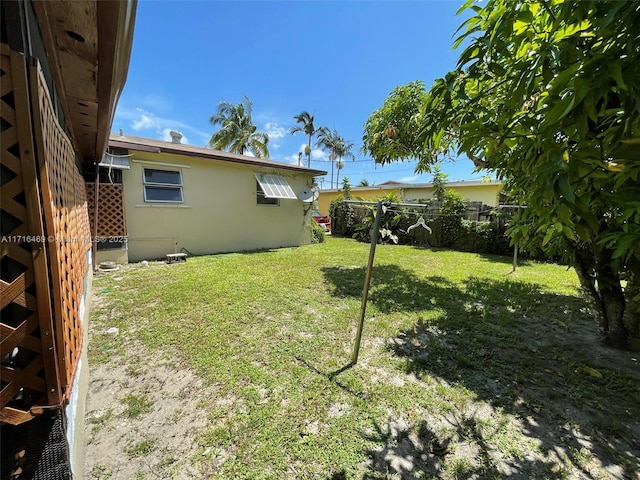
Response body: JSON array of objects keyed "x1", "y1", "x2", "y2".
[
  {"x1": 474, "y1": 251, "x2": 534, "y2": 268},
  {"x1": 323, "y1": 265, "x2": 457, "y2": 314},
  {"x1": 361, "y1": 413, "x2": 521, "y2": 480},
  {"x1": 322, "y1": 264, "x2": 640, "y2": 479}
]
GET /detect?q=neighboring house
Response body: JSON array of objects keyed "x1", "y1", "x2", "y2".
[
  {"x1": 317, "y1": 180, "x2": 503, "y2": 215},
  {"x1": 0, "y1": 1, "x2": 135, "y2": 479},
  {"x1": 94, "y1": 133, "x2": 327, "y2": 263}
]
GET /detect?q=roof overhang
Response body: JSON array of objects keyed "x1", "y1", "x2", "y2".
[
  {"x1": 109, "y1": 134, "x2": 328, "y2": 176},
  {"x1": 31, "y1": 0, "x2": 137, "y2": 163}
]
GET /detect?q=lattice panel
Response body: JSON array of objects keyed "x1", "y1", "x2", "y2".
[
  {"x1": 86, "y1": 182, "x2": 127, "y2": 238},
  {"x1": 30, "y1": 60, "x2": 91, "y2": 401},
  {"x1": 0, "y1": 45, "x2": 60, "y2": 425},
  {"x1": 76, "y1": 171, "x2": 92, "y2": 244}
]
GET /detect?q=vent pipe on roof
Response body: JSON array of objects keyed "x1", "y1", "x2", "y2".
[{"x1": 169, "y1": 130, "x2": 183, "y2": 144}]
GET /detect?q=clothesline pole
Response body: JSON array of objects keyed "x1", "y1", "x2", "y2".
[
  {"x1": 351, "y1": 201, "x2": 383, "y2": 365},
  {"x1": 512, "y1": 205, "x2": 521, "y2": 272}
]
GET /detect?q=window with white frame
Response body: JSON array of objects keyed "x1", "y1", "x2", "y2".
[{"x1": 143, "y1": 168, "x2": 183, "y2": 202}]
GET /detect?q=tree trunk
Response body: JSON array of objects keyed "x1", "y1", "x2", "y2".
[
  {"x1": 575, "y1": 249, "x2": 629, "y2": 349},
  {"x1": 623, "y1": 265, "x2": 640, "y2": 351},
  {"x1": 597, "y1": 273, "x2": 627, "y2": 349},
  {"x1": 330, "y1": 160, "x2": 334, "y2": 189},
  {"x1": 575, "y1": 250, "x2": 600, "y2": 319}
]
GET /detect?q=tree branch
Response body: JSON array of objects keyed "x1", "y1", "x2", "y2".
[
  {"x1": 468, "y1": 152, "x2": 490, "y2": 169},
  {"x1": 539, "y1": 0, "x2": 557, "y2": 22}
]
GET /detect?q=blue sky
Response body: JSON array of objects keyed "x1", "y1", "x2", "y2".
[{"x1": 113, "y1": 0, "x2": 484, "y2": 189}]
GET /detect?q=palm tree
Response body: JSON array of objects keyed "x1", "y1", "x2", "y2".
[
  {"x1": 290, "y1": 111, "x2": 316, "y2": 168},
  {"x1": 358, "y1": 179, "x2": 371, "y2": 187},
  {"x1": 316, "y1": 127, "x2": 338, "y2": 189},
  {"x1": 208, "y1": 96, "x2": 269, "y2": 158},
  {"x1": 334, "y1": 138, "x2": 354, "y2": 189},
  {"x1": 316, "y1": 127, "x2": 354, "y2": 189}
]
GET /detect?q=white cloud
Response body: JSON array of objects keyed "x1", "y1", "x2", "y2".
[
  {"x1": 279, "y1": 144, "x2": 331, "y2": 167},
  {"x1": 282, "y1": 152, "x2": 305, "y2": 166},
  {"x1": 311, "y1": 148, "x2": 328, "y2": 161},
  {"x1": 264, "y1": 122, "x2": 286, "y2": 139},
  {"x1": 296, "y1": 143, "x2": 329, "y2": 162},
  {"x1": 131, "y1": 112, "x2": 158, "y2": 131},
  {"x1": 114, "y1": 107, "x2": 210, "y2": 146}
]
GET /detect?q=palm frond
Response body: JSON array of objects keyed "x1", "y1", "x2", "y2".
[{"x1": 207, "y1": 95, "x2": 270, "y2": 157}]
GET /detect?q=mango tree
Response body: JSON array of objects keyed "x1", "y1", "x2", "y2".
[{"x1": 362, "y1": 0, "x2": 640, "y2": 350}]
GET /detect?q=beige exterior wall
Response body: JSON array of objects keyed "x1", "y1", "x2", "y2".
[
  {"x1": 123, "y1": 151, "x2": 316, "y2": 262},
  {"x1": 317, "y1": 182, "x2": 502, "y2": 214},
  {"x1": 317, "y1": 188, "x2": 401, "y2": 215},
  {"x1": 402, "y1": 183, "x2": 503, "y2": 206}
]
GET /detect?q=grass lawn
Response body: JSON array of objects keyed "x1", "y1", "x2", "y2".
[{"x1": 86, "y1": 237, "x2": 639, "y2": 479}]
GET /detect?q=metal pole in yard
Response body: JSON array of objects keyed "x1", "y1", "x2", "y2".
[
  {"x1": 351, "y1": 201, "x2": 383, "y2": 365},
  {"x1": 512, "y1": 205, "x2": 521, "y2": 273}
]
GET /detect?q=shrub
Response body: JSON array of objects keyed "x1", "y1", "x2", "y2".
[
  {"x1": 329, "y1": 198, "x2": 353, "y2": 236},
  {"x1": 310, "y1": 221, "x2": 326, "y2": 243},
  {"x1": 437, "y1": 190, "x2": 467, "y2": 247},
  {"x1": 328, "y1": 196, "x2": 558, "y2": 259},
  {"x1": 330, "y1": 198, "x2": 518, "y2": 257}
]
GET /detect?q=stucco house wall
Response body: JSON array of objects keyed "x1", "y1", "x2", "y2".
[
  {"x1": 402, "y1": 182, "x2": 503, "y2": 206},
  {"x1": 317, "y1": 187, "x2": 400, "y2": 215},
  {"x1": 123, "y1": 150, "x2": 320, "y2": 261}
]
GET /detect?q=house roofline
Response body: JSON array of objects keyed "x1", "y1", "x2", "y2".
[
  {"x1": 376, "y1": 180, "x2": 502, "y2": 188},
  {"x1": 320, "y1": 180, "x2": 502, "y2": 192},
  {"x1": 109, "y1": 133, "x2": 327, "y2": 176}
]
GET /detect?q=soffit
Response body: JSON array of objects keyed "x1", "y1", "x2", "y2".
[{"x1": 31, "y1": 0, "x2": 136, "y2": 163}]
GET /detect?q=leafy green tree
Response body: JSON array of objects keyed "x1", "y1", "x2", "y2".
[
  {"x1": 358, "y1": 179, "x2": 372, "y2": 187},
  {"x1": 208, "y1": 95, "x2": 269, "y2": 157},
  {"x1": 362, "y1": 81, "x2": 435, "y2": 167},
  {"x1": 341, "y1": 177, "x2": 352, "y2": 199},
  {"x1": 363, "y1": 0, "x2": 640, "y2": 350},
  {"x1": 290, "y1": 111, "x2": 317, "y2": 167},
  {"x1": 431, "y1": 165, "x2": 449, "y2": 202},
  {"x1": 439, "y1": 190, "x2": 467, "y2": 248},
  {"x1": 317, "y1": 127, "x2": 355, "y2": 189}
]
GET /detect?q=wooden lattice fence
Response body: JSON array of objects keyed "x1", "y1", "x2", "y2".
[
  {"x1": 86, "y1": 182, "x2": 126, "y2": 238},
  {"x1": 1, "y1": 45, "x2": 91, "y2": 425},
  {"x1": 1, "y1": 45, "x2": 61, "y2": 425},
  {"x1": 30, "y1": 59, "x2": 91, "y2": 402}
]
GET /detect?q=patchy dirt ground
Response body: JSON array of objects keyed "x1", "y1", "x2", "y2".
[
  {"x1": 83, "y1": 263, "x2": 640, "y2": 479},
  {"x1": 83, "y1": 280, "x2": 215, "y2": 479},
  {"x1": 85, "y1": 362, "x2": 204, "y2": 478}
]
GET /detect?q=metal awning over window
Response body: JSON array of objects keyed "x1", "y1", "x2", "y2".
[
  {"x1": 99, "y1": 153, "x2": 130, "y2": 169},
  {"x1": 254, "y1": 173, "x2": 297, "y2": 199}
]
